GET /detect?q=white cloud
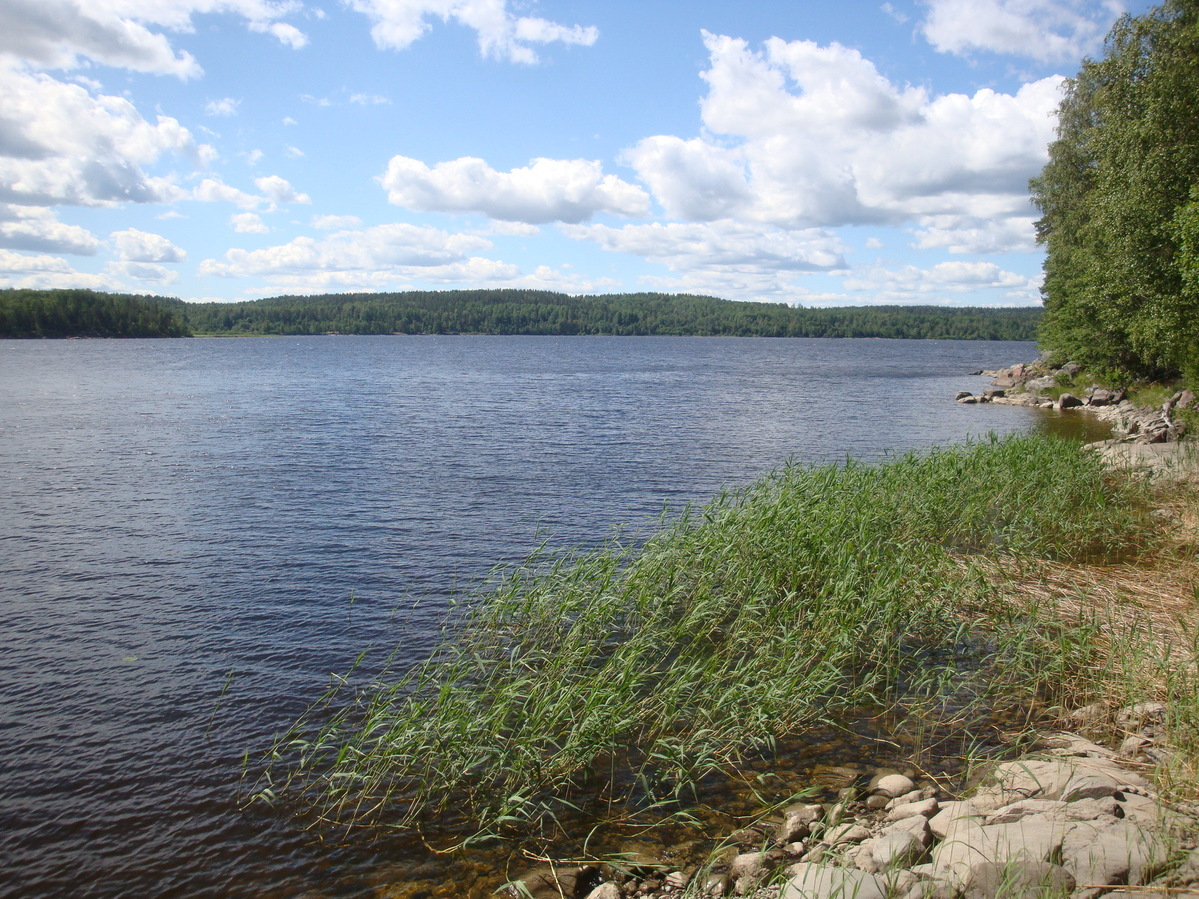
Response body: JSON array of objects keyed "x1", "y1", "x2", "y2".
[
  {"x1": 231, "y1": 212, "x2": 270, "y2": 233},
  {"x1": 311, "y1": 214, "x2": 362, "y2": 230},
  {"x1": 623, "y1": 32, "x2": 1062, "y2": 237},
  {"x1": 199, "y1": 222, "x2": 494, "y2": 280},
  {"x1": 0, "y1": 205, "x2": 99, "y2": 254},
  {"x1": 245, "y1": 149, "x2": 264, "y2": 166},
  {"x1": 0, "y1": 248, "x2": 121, "y2": 289},
  {"x1": 193, "y1": 177, "x2": 262, "y2": 209},
  {"x1": 564, "y1": 220, "x2": 847, "y2": 273},
  {"x1": 254, "y1": 174, "x2": 311, "y2": 205},
  {"x1": 0, "y1": 68, "x2": 199, "y2": 208},
  {"x1": 349, "y1": 93, "x2": 390, "y2": 106},
  {"x1": 0, "y1": 0, "x2": 309, "y2": 78},
  {"x1": 111, "y1": 227, "x2": 186, "y2": 262},
  {"x1": 205, "y1": 98, "x2": 241, "y2": 117},
  {"x1": 107, "y1": 260, "x2": 179, "y2": 283},
  {"x1": 381, "y1": 155, "x2": 650, "y2": 223},
  {"x1": 285, "y1": 146, "x2": 304, "y2": 158},
  {"x1": 346, "y1": 0, "x2": 598, "y2": 64},
  {"x1": 908, "y1": 214, "x2": 1039, "y2": 254},
  {"x1": 191, "y1": 175, "x2": 309, "y2": 210},
  {"x1": 919, "y1": 0, "x2": 1123, "y2": 63},
  {"x1": 842, "y1": 260, "x2": 1040, "y2": 303}
]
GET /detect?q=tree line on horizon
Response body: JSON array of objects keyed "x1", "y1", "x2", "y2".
[
  {"x1": 0, "y1": 288, "x2": 1042, "y2": 341},
  {"x1": 1032, "y1": 0, "x2": 1199, "y2": 382}
]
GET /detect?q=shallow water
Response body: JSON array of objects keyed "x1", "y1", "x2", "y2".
[{"x1": 0, "y1": 335, "x2": 1088, "y2": 897}]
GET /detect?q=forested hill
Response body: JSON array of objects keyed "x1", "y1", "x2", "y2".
[
  {"x1": 187, "y1": 290, "x2": 1041, "y2": 340},
  {"x1": 0, "y1": 289, "x2": 190, "y2": 338},
  {"x1": 0, "y1": 288, "x2": 1042, "y2": 341}
]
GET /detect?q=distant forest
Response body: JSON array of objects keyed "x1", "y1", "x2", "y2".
[{"x1": 0, "y1": 288, "x2": 1042, "y2": 341}]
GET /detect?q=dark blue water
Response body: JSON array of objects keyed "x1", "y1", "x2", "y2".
[{"x1": 0, "y1": 335, "x2": 1064, "y2": 897}]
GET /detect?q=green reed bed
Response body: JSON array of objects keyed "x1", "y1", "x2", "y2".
[{"x1": 253, "y1": 434, "x2": 1152, "y2": 842}]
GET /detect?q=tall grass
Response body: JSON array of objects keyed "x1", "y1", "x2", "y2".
[{"x1": 251, "y1": 434, "x2": 1152, "y2": 842}]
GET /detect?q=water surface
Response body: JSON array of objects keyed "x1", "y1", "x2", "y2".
[{"x1": 1, "y1": 335, "x2": 1074, "y2": 896}]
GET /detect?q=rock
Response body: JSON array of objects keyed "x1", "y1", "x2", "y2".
[
  {"x1": 955, "y1": 390, "x2": 974, "y2": 401},
  {"x1": 1176, "y1": 389, "x2": 1196, "y2": 410},
  {"x1": 887, "y1": 797, "x2": 938, "y2": 821},
  {"x1": 957, "y1": 394, "x2": 989, "y2": 404},
  {"x1": 1088, "y1": 388, "x2": 1117, "y2": 406},
  {"x1": 1057, "y1": 393, "x2": 1084, "y2": 409},
  {"x1": 781, "y1": 863, "x2": 888, "y2": 899},
  {"x1": 872, "y1": 830, "x2": 929, "y2": 869},
  {"x1": 864, "y1": 794, "x2": 890, "y2": 810},
  {"x1": 1068, "y1": 702, "x2": 1110, "y2": 726},
  {"x1": 507, "y1": 865, "x2": 597, "y2": 899},
  {"x1": 583, "y1": 885, "x2": 620, "y2": 899},
  {"x1": 775, "y1": 804, "x2": 823, "y2": 844},
  {"x1": 729, "y1": 851, "x2": 769, "y2": 895},
  {"x1": 1115, "y1": 702, "x2": 1169, "y2": 732},
  {"x1": 983, "y1": 387, "x2": 1006, "y2": 398},
  {"x1": 928, "y1": 800, "x2": 981, "y2": 839},
  {"x1": 971, "y1": 756, "x2": 1148, "y2": 809},
  {"x1": 873, "y1": 773, "x2": 916, "y2": 798},
  {"x1": 1025, "y1": 375, "x2": 1055, "y2": 392},
  {"x1": 1061, "y1": 817, "x2": 1171, "y2": 896},
  {"x1": 1060, "y1": 362, "x2": 1082, "y2": 376},
  {"x1": 1039, "y1": 732, "x2": 1117, "y2": 759},
  {"x1": 821, "y1": 823, "x2": 871, "y2": 845},
  {"x1": 960, "y1": 860, "x2": 1075, "y2": 899},
  {"x1": 664, "y1": 870, "x2": 690, "y2": 889}
]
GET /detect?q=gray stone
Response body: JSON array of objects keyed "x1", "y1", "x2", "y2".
[
  {"x1": 961, "y1": 860, "x2": 1075, "y2": 899},
  {"x1": 583, "y1": 885, "x2": 621, "y2": 899},
  {"x1": 776, "y1": 804, "x2": 823, "y2": 843},
  {"x1": 821, "y1": 823, "x2": 871, "y2": 845},
  {"x1": 887, "y1": 797, "x2": 938, "y2": 821},
  {"x1": 872, "y1": 830, "x2": 929, "y2": 869},
  {"x1": 882, "y1": 814, "x2": 932, "y2": 845},
  {"x1": 1039, "y1": 732, "x2": 1117, "y2": 759},
  {"x1": 1025, "y1": 375, "x2": 1055, "y2": 392},
  {"x1": 729, "y1": 851, "x2": 769, "y2": 895},
  {"x1": 1089, "y1": 389, "x2": 1117, "y2": 406},
  {"x1": 1061, "y1": 817, "x2": 1170, "y2": 895},
  {"x1": 955, "y1": 390, "x2": 974, "y2": 401},
  {"x1": 781, "y1": 864, "x2": 888, "y2": 899},
  {"x1": 928, "y1": 800, "x2": 981, "y2": 839},
  {"x1": 1115, "y1": 702, "x2": 1168, "y2": 732},
  {"x1": 930, "y1": 813, "x2": 1069, "y2": 889},
  {"x1": 1060, "y1": 362, "x2": 1082, "y2": 376},
  {"x1": 1057, "y1": 393, "x2": 1084, "y2": 409},
  {"x1": 873, "y1": 773, "x2": 916, "y2": 798}
]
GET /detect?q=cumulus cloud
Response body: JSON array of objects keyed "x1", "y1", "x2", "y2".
[
  {"x1": 381, "y1": 155, "x2": 649, "y2": 223},
  {"x1": 0, "y1": 248, "x2": 121, "y2": 289},
  {"x1": 199, "y1": 222, "x2": 494, "y2": 280},
  {"x1": 111, "y1": 227, "x2": 186, "y2": 262},
  {"x1": 205, "y1": 98, "x2": 241, "y2": 117},
  {"x1": 108, "y1": 260, "x2": 179, "y2": 283},
  {"x1": 254, "y1": 174, "x2": 310, "y2": 205},
  {"x1": 311, "y1": 214, "x2": 362, "y2": 230},
  {"x1": 0, "y1": 205, "x2": 99, "y2": 254},
  {"x1": 0, "y1": 0, "x2": 308, "y2": 78},
  {"x1": 564, "y1": 221, "x2": 847, "y2": 273},
  {"x1": 842, "y1": 260, "x2": 1040, "y2": 303},
  {"x1": 622, "y1": 32, "x2": 1063, "y2": 239},
  {"x1": 0, "y1": 69, "x2": 200, "y2": 208},
  {"x1": 909, "y1": 214, "x2": 1039, "y2": 254},
  {"x1": 347, "y1": 0, "x2": 598, "y2": 64},
  {"x1": 231, "y1": 212, "x2": 270, "y2": 233},
  {"x1": 191, "y1": 175, "x2": 309, "y2": 210},
  {"x1": 919, "y1": 0, "x2": 1123, "y2": 63}
]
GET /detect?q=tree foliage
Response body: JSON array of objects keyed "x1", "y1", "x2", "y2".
[
  {"x1": 0, "y1": 287, "x2": 1041, "y2": 341},
  {"x1": 0, "y1": 289, "x2": 191, "y2": 338},
  {"x1": 181, "y1": 290, "x2": 1039, "y2": 341},
  {"x1": 1032, "y1": 0, "x2": 1199, "y2": 380}
]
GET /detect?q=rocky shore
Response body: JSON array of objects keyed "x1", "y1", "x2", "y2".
[{"x1": 504, "y1": 703, "x2": 1199, "y2": 899}]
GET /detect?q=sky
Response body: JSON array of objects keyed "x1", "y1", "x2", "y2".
[{"x1": 0, "y1": 0, "x2": 1155, "y2": 306}]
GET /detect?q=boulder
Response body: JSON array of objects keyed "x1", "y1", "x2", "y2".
[
  {"x1": 873, "y1": 773, "x2": 916, "y2": 798},
  {"x1": 1089, "y1": 388, "x2": 1117, "y2": 406},
  {"x1": 776, "y1": 803, "x2": 823, "y2": 843},
  {"x1": 872, "y1": 830, "x2": 929, "y2": 869},
  {"x1": 1060, "y1": 362, "x2": 1082, "y2": 376},
  {"x1": 782, "y1": 864, "x2": 888, "y2": 899},
  {"x1": 960, "y1": 860, "x2": 1075, "y2": 899},
  {"x1": 1057, "y1": 393, "x2": 1084, "y2": 409}
]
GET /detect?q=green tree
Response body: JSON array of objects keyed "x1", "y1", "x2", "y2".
[{"x1": 1032, "y1": 0, "x2": 1199, "y2": 380}]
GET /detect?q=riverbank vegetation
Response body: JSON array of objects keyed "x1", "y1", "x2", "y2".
[
  {"x1": 0, "y1": 287, "x2": 1041, "y2": 341},
  {"x1": 254, "y1": 434, "x2": 1189, "y2": 849},
  {"x1": 1032, "y1": 0, "x2": 1199, "y2": 383}
]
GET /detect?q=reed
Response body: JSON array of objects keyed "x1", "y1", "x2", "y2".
[{"x1": 251, "y1": 434, "x2": 1153, "y2": 843}]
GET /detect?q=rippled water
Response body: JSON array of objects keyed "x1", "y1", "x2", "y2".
[{"x1": 0, "y1": 335, "x2": 1087, "y2": 897}]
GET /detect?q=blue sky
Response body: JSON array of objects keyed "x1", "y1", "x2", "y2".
[{"x1": 0, "y1": 0, "x2": 1152, "y2": 305}]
